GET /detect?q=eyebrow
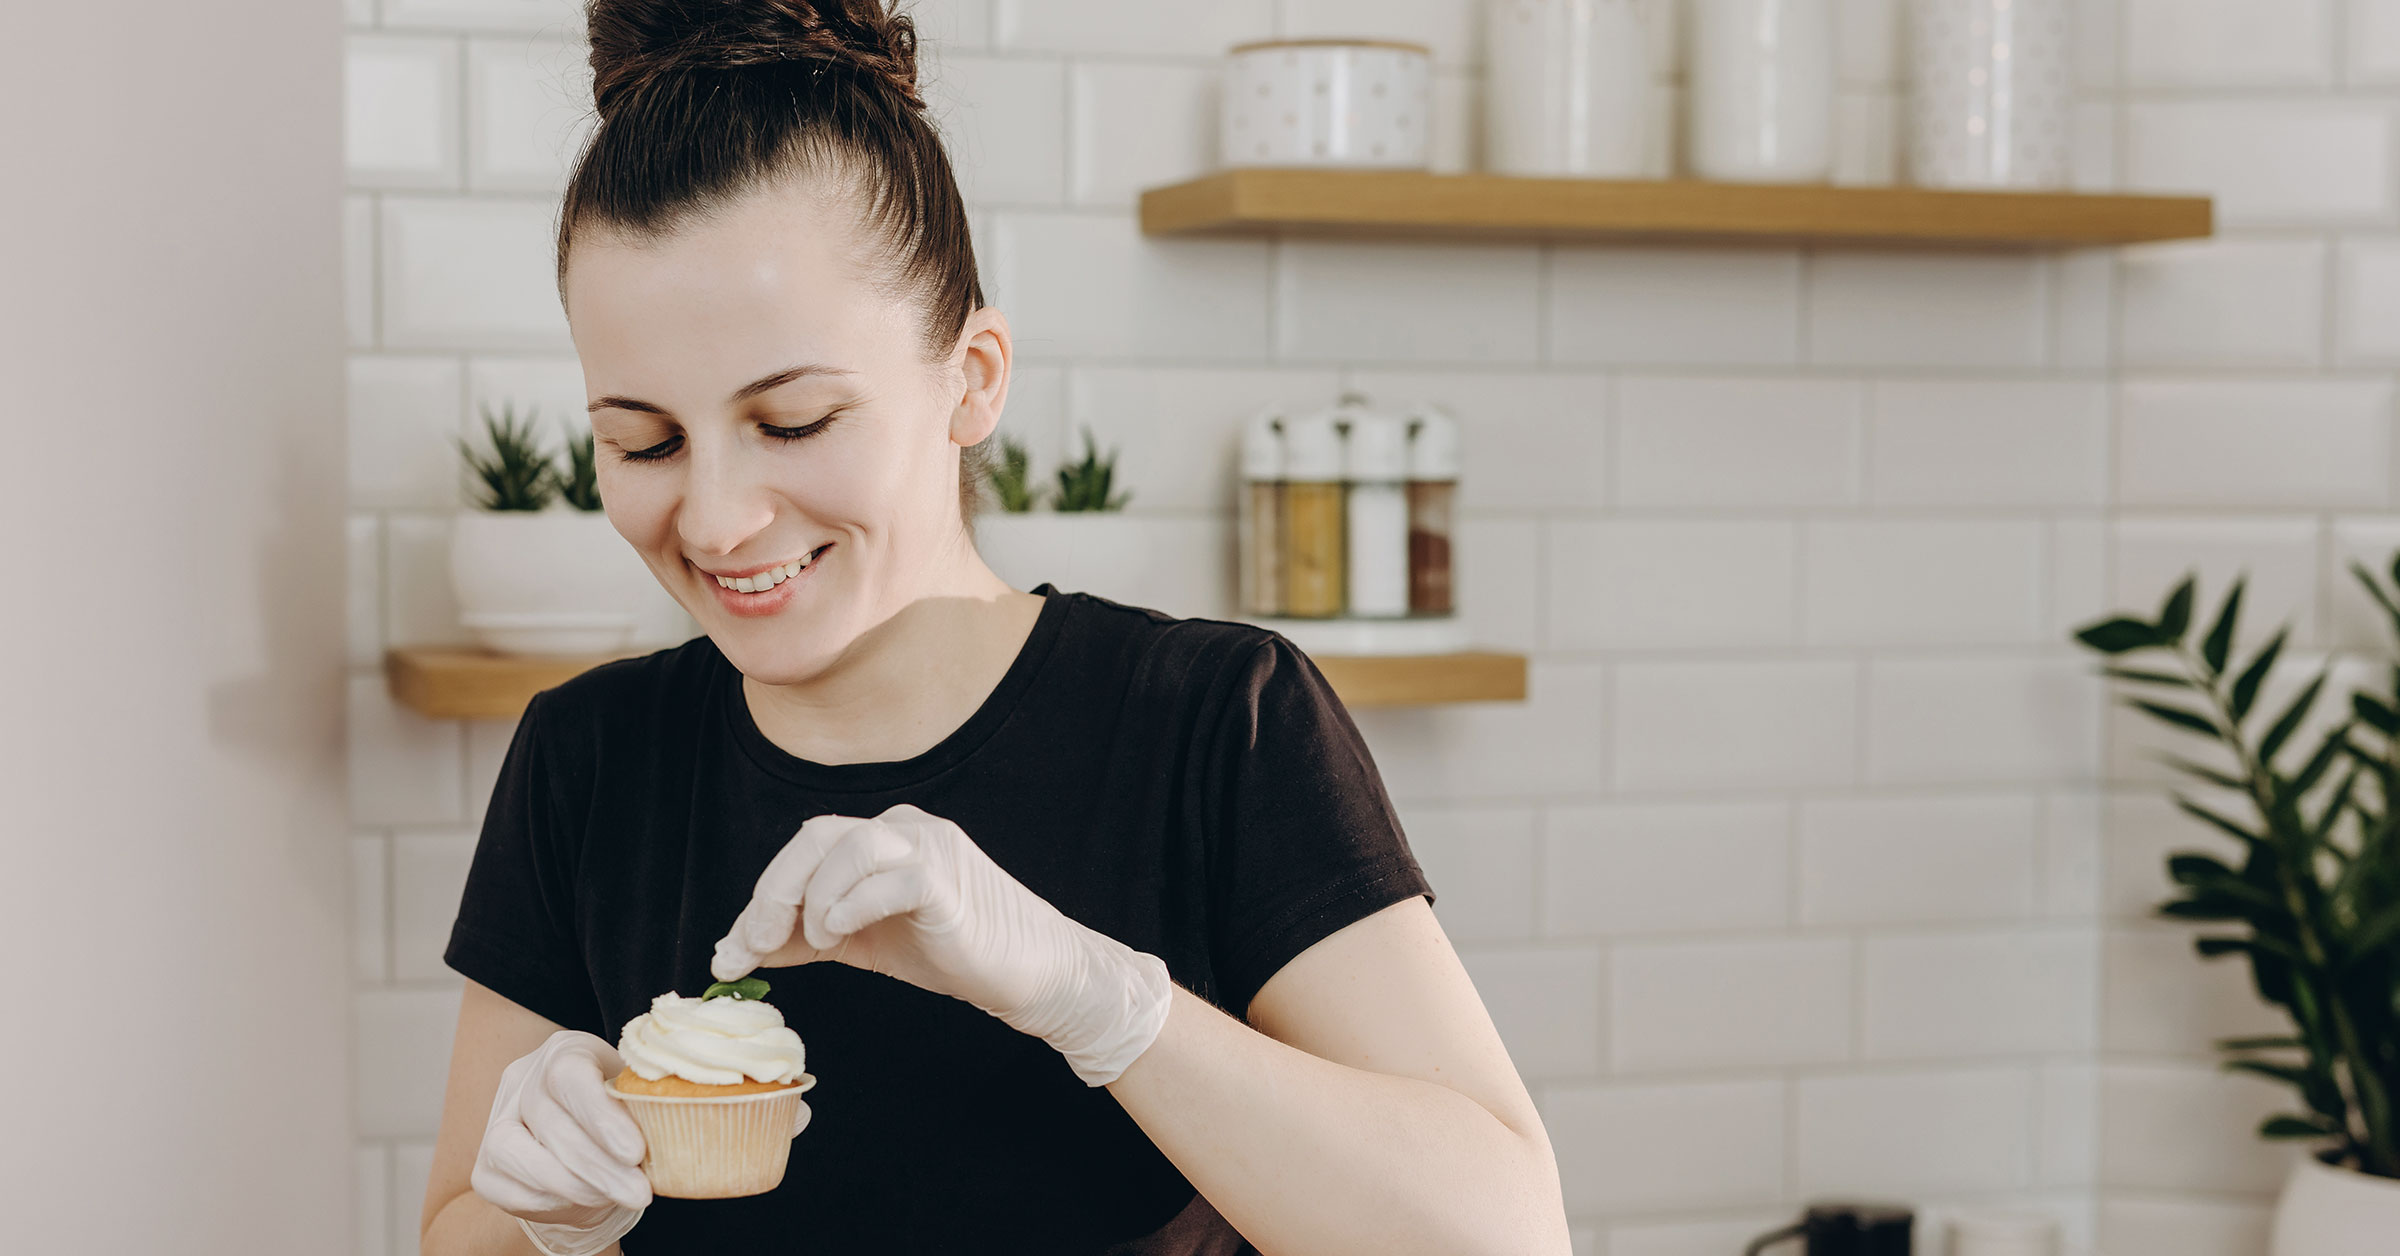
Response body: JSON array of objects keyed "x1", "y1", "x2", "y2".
[{"x1": 586, "y1": 363, "x2": 856, "y2": 416}]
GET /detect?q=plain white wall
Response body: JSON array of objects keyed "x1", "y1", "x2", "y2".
[{"x1": 0, "y1": 0, "x2": 352, "y2": 1250}]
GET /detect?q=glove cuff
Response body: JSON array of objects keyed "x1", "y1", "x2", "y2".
[
  {"x1": 520, "y1": 1206, "x2": 641, "y2": 1256},
  {"x1": 1005, "y1": 929, "x2": 1174, "y2": 1087}
]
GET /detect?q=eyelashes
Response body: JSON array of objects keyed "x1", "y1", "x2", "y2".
[{"x1": 612, "y1": 413, "x2": 840, "y2": 464}]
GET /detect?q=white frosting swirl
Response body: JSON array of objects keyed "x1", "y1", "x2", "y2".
[{"x1": 617, "y1": 992, "x2": 807, "y2": 1086}]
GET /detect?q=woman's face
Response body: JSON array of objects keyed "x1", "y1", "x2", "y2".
[{"x1": 561, "y1": 178, "x2": 1007, "y2": 685}]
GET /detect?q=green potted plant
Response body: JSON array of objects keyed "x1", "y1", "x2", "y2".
[
  {"x1": 2075, "y1": 561, "x2": 2400, "y2": 1255},
  {"x1": 448, "y1": 405, "x2": 640, "y2": 656},
  {"x1": 971, "y1": 428, "x2": 1163, "y2": 608}
]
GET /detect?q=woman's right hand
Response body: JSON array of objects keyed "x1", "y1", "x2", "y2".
[{"x1": 470, "y1": 1030, "x2": 651, "y2": 1256}]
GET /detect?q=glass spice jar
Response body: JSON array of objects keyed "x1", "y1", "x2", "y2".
[
  {"x1": 1405, "y1": 406, "x2": 1458, "y2": 617},
  {"x1": 1279, "y1": 411, "x2": 1347, "y2": 618}
]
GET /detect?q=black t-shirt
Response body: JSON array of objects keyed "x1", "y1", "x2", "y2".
[{"x1": 442, "y1": 586, "x2": 1435, "y2": 1254}]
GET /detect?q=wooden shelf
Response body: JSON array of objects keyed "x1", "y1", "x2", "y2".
[
  {"x1": 385, "y1": 645, "x2": 1529, "y2": 721},
  {"x1": 1139, "y1": 169, "x2": 2213, "y2": 248}
]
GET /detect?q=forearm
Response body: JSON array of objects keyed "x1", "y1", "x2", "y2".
[
  {"x1": 422, "y1": 1190, "x2": 623, "y2": 1256},
  {"x1": 1104, "y1": 984, "x2": 1569, "y2": 1256}
]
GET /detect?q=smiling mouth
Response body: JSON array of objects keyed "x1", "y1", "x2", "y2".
[{"x1": 711, "y1": 545, "x2": 830, "y2": 593}]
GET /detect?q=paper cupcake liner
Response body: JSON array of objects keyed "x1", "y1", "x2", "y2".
[{"x1": 612, "y1": 1074, "x2": 815, "y2": 1199}]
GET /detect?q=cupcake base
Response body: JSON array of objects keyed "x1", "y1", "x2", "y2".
[{"x1": 609, "y1": 1072, "x2": 817, "y2": 1199}]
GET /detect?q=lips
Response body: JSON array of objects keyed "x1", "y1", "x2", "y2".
[{"x1": 708, "y1": 545, "x2": 829, "y2": 594}]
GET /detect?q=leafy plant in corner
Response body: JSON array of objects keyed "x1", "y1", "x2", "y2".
[
  {"x1": 553, "y1": 420, "x2": 602, "y2": 511},
  {"x1": 988, "y1": 433, "x2": 1041, "y2": 512},
  {"x1": 457, "y1": 402, "x2": 557, "y2": 512},
  {"x1": 1052, "y1": 427, "x2": 1130, "y2": 513},
  {"x1": 2074, "y1": 562, "x2": 2400, "y2": 1179}
]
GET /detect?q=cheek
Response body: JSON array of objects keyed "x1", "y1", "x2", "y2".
[{"x1": 595, "y1": 464, "x2": 675, "y2": 542}]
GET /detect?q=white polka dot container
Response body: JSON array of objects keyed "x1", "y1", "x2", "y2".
[
  {"x1": 1219, "y1": 39, "x2": 1432, "y2": 171},
  {"x1": 1906, "y1": 0, "x2": 2072, "y2": 189}
]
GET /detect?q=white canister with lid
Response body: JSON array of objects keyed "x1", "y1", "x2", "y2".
[
  {"x1": 1221, "y1": 40, "x2": 1433, "y2": 169},
  {"x1": 1342, "y1": 407, "x2": 1411, "y2": 619},
  {"x1": 1688, "y1": 0, "x2": 1836, "y2": 182},
  {"x1": 1484, "y1": 0, "x2": 1656, "y2": 178}
]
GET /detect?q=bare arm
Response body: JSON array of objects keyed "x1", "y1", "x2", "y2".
[
  {"x1": 420, "y1": 980, "x2": 624, "y2": 1256},
  {"x1": 1103, "y1": 896, "x2": 1570, "y2": 1256}
]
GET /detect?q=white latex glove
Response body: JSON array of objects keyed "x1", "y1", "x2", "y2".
[
  {"x1": 473, "y1": 1029, "x2": 820, "y2": 1253},
  {"x1": 710, "y1": 803, "x2": 1173, "y2": 1086},
  {"x1": 472, "y1": 1030, "x2": 650, "y2": 1256}
]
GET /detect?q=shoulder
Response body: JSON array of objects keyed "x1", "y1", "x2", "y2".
[
  {"x1": 519, "y1": 633, "x2": 724, "y2": 748},
  {"x1": 1052, "y1": 590, "x2": 1320, "y2": 720}
]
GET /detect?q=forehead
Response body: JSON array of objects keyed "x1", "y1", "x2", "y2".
[{"x1": 562, "y1": 180, "x2": 913, "y2": 390}]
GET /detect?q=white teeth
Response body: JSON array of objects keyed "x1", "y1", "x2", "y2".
[{"x1": 713, "y1": 549, "x2": 820, "y2": 593}]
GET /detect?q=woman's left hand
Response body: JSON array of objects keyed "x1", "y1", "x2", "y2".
[{"x1": 709, "y1": 803, "x2": 1173, "y2": 1086}]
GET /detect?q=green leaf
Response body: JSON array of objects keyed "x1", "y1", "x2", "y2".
[
  {"x1": 2225, "y1": 1058, "x2": 2316, "y2": 1088},
  {"x1": 2157, "y1": 576, "x2": 2197, "y2": 643},
  {"x1": 2259, "y1": 669, "x2": 2330, "y2": 767},
  {"x1": 2129, "y1": 699, "x2": 2220, "y2": 738},
  {"x1": 2104, "y1": 667, "x2": 2194, "y2": 689},
  {"x1": 2156, "y1": 754, "x2": 2248, "y2": 792},
  {"x1": 702, "y1": 977, "x2": 771, "y2": 1001},
  {"x1": 2197, "y1": 934, "x2": 2312, "y2": 967},
  {"x1": 2353, "y1": 559, "x2": 2400, "y2": 626},
  {"x1": 2202, "y1": 577, "x2": 2245, "y2": 675},
  {"x1": 2290, "y1": 734, "x2": 2354, "y2": 802},
  {"x1": 2168, "y1": 852, "x2": 2240, "y2": 886},
  {"x1": 2161, "y1": 899, "x2": 2254, "y2": 922},
  {"x1": 2216, "y1": 1036, "x2": 2306, "y2": 1051},
  {"x1": 2075, "y1": 617, "x2": 2162, "y2": 655},
  {"x1": 2229, "y1": 629, "x2": 2287, "y2": 724},
  {"x1": 2350, "y1": 902, "x2": 2400, "y2": 959},
  {"x1": 2175, "y1": 796, "x2": 2266, "y2": 847},
  {"x1": 2356, "y1": 694, "x2": 2400, "y2": 736},
  {"x1": 2261, "y1": 1114, "x2": 2341, "y2": 1140}
]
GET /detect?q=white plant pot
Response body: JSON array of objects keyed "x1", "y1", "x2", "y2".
[
  {"x1": 449, "y1": 508, "x2": 646, "y2": 656},
  {"x1": 2272, "y1": 1154, "x2": 2400, "y2": 1256}
]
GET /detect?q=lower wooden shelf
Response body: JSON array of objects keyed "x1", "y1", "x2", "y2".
[{"x1": 384, "y1": 644, "x2": 1528, "y2": 720}]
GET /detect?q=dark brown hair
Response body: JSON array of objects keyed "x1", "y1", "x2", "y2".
[{"x1": 560, "y1": 0, "x2": 991, "y2": 517}]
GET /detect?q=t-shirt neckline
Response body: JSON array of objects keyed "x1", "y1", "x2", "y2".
[{"x1": 717, "y1": 584, "x2": 1071, "y2": 793}]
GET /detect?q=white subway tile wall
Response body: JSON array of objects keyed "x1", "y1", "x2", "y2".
[{"x1": 339, "y1": 0, "x2": 2380, "y2": 1250}]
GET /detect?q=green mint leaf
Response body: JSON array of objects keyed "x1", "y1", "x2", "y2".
[{"x1": 702, "y1": 977, "x2": 771, "y2": 1001}]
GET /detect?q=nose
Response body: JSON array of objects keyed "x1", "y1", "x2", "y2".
[{"x1": 675, "y1": 431, "x2": 776, "y2": 560}]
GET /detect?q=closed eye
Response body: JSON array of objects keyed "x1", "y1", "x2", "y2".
[{"x1": 761, "y1": 413, "x2": 839, "y2": 443}]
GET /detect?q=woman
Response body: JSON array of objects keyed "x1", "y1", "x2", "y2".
[{"x1": 418, "y1": 2, "x2": 1569, "y2": 1253}]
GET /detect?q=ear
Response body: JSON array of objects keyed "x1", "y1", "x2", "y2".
[{"x1": 947, "y1": 306, "x2": 1011, "y2": 451}]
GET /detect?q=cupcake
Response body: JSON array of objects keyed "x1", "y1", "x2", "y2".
[{"x1": 609, "y1": 977, "x2": 816, "y2": 1199}]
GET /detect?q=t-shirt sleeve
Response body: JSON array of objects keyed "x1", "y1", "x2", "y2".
[
  {"x1": 441, "y1": 688, "x2": 607, "y2": 1036},
  {"x1": 1204, "y1": 635, "x2": 1435, "y2": 1018}
]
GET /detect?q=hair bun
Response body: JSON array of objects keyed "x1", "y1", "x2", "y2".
[{"x1": 587, "y1": 0, "x2": 923, "y2": 116}]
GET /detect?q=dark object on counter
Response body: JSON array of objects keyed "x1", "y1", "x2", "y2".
[{"x1": 1743, "y1": 1201, "x2": 1914, "y2": 1256}]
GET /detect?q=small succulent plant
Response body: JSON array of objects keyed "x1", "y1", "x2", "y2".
[
  {"x1": 457, "y1": 402, "x2": 558, "y2": 512},
  {"x1": 1052, "y1": 427, "x2": 1130, "y2": 513},
  {"x1": 987, "y1": 432, "x2": 1041, "y2": 513},
  {"x1": 554, "y1": 421, "x2": 603, "y2": 511}
]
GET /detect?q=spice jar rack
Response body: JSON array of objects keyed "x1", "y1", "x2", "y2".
[{"x1": 1241, "y1": 393, "x2": 1466, "y2": 654}]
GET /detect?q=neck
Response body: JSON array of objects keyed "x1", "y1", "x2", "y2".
[{"x1": 737, "y1": 538, "x2": 1043, "y2": 766}]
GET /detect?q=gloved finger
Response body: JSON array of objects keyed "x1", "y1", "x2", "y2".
[
  {"x1": 474, "y1": 1117, "x2": 611, "y2": 1217},
  {"x1": 713, "y1": 814, "x2": 866, "y2": 981},
  {"x1": 790, "y1": 1098, "x2": 813, "y2": 1138},
  {"x1": 540, "y1": 1038, "x2": 647, "y2": 1168},
  {"x1": 522, "y1": 1067, "x2": 651, "y2": 1210},
  {"x1": 799, "y1": 821, "x2": 918, "y2": 951},
  {"x1": 816, "y1": 861, "x2": 938, "y2": 945}
]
